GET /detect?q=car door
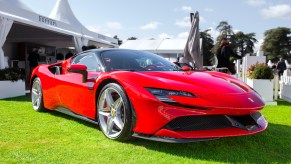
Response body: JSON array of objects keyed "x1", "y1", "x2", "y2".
[{"x1": 55, "y1": 52, "x2": 102, "y2": 119}]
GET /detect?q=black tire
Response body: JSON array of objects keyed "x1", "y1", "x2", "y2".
[
  {"x1": 97, "y1": 83, "x2": 135, "y2": 141},
  {"x1": 31, "y1": 77, "x2": 45, "y2": 112}
]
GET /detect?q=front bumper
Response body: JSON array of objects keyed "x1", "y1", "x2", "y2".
[
  {"x1": 132, "y1": 112, "x2": 267, "y2": 142},
  {"x1": 126, "y1": 85, "x2": 267, "y2": 138}
]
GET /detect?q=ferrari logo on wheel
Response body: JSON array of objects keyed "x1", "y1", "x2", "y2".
[{"x1": 111, "y1": 109, "x2": 115, "y2": 116}]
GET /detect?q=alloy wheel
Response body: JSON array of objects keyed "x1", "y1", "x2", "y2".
[
  {"x1": 98, "y1": 87, "x2": 126, "y2": 139},
  {"x1": 31, "y1": 78, "x2": 42, "y2": 111}
]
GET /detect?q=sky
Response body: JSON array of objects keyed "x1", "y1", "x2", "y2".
[{"x1": 23, "y1": 0, "x2": 291, "y2": 48}]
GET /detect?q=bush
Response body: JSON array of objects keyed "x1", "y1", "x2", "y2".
[
  {"x1": 0, "y1": 68, "x2": 24, "y2": 82},
  {"x1": 247, "y1": 62, "x2": 274, "y2": 79}
]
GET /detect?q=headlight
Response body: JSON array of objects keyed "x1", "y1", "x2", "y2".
[{"x1": 146, "y1": 88, "x2": 195, "y2": 104}]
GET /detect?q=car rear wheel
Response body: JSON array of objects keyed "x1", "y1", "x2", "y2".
[
  {"x1": 97, "y1": 83, "x2": 134, "y2": 141},
  {"x1": 31, "y1": 77, "x2": 45, "y2": 112}
]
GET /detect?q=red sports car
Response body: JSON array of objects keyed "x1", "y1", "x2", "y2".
[{"x1": 30, "y1": 49, "x2": 267, "y2": 142}]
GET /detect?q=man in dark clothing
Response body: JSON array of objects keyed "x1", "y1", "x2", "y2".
[
  {"x1": 276, "y1": 58, "x2": 287, "y2": 77},
  {"x1": 28, "y1": 48, "x2": 40, "y2": 71},
  {"x1": 216, "y1": 38, "x2": 241, "y2": 74}
]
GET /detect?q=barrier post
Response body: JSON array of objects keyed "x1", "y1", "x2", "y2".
[{"x1": 274, "y1": 75, "x2": 279, "y2": 100}]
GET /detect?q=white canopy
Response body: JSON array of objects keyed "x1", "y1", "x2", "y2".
[
  {"x1": 0, "y1": 0, "x2": 81, "y2": 38},
  {"x1": 120, "y1": 39, "x2": 186, "y2": 54},
  {"x1": 0, "y1": 0, "x2": 118, "y2": 68},
  {"x1": 49, "y1": 0, "x2": 117, "y2": 49},
  {"x1": 0, "y1": 17, "x2": 13, "y2": 69},
  {"x1": 157, "y1": 39, "x2": 187, "y2": 53}
]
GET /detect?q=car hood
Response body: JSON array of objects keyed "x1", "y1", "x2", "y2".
[
  {"x1": 109, "y1": 70, "x2": 264, "y2": 110},
  {"x1": 133, "y1": 71, "x2": 250, "y2": 95}
]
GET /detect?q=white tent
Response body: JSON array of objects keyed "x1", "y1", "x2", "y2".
[
  {"x1": 0, "y1": 0, "x2": 118, "y2": 69},
  {"x1": 120, "y1": 39, "x2": 186, "y2": 62},
  {"x1": 119, "y1": 39, "x2": 145, "y2": 50},
  {"x1": 49, "y1": 0, "x2": 117, "y2": 51},
  {"x1": 120, "y1": 39, "x2": 186, "y2": 53},
  {"x1": 0, "y1": 17, "x2": 13, "y2": 69},
  {"x1": 120, "y1": 39, "x2": 163, "y2": 53},
  {"x1": 157, "y1": 39, "x2": 187, "y2": 54}
]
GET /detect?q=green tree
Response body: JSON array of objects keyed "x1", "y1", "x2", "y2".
[
  {"x1": 212, "y1": 21, "x2": 235, "y2": 56},
  {"x1": 216, "y1": 21, "x2": 234, "y2": 40},
  {"x1": 233, "y1": 32, "x2": 257, "y2": 56},
  {"x1": 127, "y1": 37, "x2": 137, "y2": 40},
  {"x1": 200, "y1": 29, "x2": 214, "y2": 66},
  {"x1": 262, "y1": 27, "x2": 291, "y2": 62}
]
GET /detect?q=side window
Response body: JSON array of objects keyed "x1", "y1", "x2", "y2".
[{"x1": 72, "y1": 52, "x2": 100, "y2": 72}]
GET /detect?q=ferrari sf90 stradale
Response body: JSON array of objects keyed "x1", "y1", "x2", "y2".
[{"x1": 30, "y1": 49, "x2": 267, "y2": 142}]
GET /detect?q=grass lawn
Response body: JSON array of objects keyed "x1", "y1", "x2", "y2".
[{"x1": 0, "y1": 95, "x2": 290, "y2": 163}]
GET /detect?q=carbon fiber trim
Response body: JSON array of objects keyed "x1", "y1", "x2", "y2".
[{"x1": 132, "y1": 133, "x2": 218, "y2": 143}]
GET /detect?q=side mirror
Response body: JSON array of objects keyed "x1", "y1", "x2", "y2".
[
  {"x1": 182, "y1": 66, "x2": 190, "y2": 71},
  {"x1": 68, "y1": 64, "x2": 88, "y2": 83},
  {"x1": 173, "y1": 61, "x2": 181, "y2": 67}
]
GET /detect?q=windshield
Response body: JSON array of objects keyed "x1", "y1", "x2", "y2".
[{"x1": 101, "y1": 50, "x2": 179, "y2": 72}]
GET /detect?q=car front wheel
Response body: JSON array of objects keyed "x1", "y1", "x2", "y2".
[
  {"x1": 97, "y1": 83, "x2": 134, "y2": 141},
  {"x1": 31, "y1": 77, "x2": 45, "y2": 112}
]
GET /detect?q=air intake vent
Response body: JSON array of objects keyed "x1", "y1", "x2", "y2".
[{"x1": 164, "y1": 113, "x2": 261, "y2": 131}]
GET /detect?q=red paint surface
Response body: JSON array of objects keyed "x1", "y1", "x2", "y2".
[{"x1": 30, "y1": 58, "x2": 267, "y2": 139}]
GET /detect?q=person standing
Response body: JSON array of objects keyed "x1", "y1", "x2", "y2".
[
  {"x1": 276, "y1": 58, "x2": 287, "y2": 77},
  {"x1": 28, "y1": 48, "x2": 40, "y2": 72},
  {"x1": 216, "y1": 38, "x2": 241, "y2": 74}
]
